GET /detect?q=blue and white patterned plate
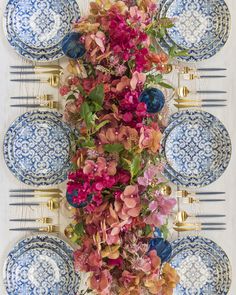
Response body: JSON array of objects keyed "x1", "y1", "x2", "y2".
[
  {"x1": 3, "y1": 110, "x2": 73, "y2": 186},
  {"x1": 160, "y1": 110, "x2": 231, "y2": 187},
  {"x1": 4, "y1": 235, "x2": 80, "y2": 295},
  {"x1": 169, "y1": 236, "x2": 232, "y2": 295},
  {"x1": 158, "y1": 0, "x2": 230, "y2": 61},
  {"x1": 4, "y1": 0, "x2": 80, "y2": 61}
]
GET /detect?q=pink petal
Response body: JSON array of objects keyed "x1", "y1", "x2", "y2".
[
  {"x1": 127, "y1": 206, "x2": 141, "y2": 217},
  {"x1": 124, "y1": 197, "x2": 137, "y2": 208},
  {"x1": 111, "y1": 227, "x2": 120, "y2": 236},
  {"x1": 123, "y1": 185, "x2": 137, "y2": 196}
]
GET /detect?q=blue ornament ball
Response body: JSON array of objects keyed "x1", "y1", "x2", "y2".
[
  {"x1": 149, "y1": 237, "x2": 172, "y2": 263},
  {"x1": 66, "y1": 190, "x2": 93, "y2": 208},
  {"x1": 139, "y1": 88, "x2": 165, "y2": 113},
  {"x1": 62, "y1": 32, "x2": 86, "y2": 59}
]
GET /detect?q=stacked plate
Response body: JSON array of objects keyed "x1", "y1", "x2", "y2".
[
  {"x1": 4, "y1": 0, "x2": 80, "y2": 61},
  {"x1": 4, "y1": 235, "x2": 80, "y2": 295},
  {"x1": 158, "y1": 0, "x2": 231, "y2": 61},
  {"x1": 169, "y1": 236, "x2": 232, "y2": 295},
  {"x1": 3, "y1": 110, "x2": 73, "y2": 186},
  {"x1": 160, "y1": 110, "x2": 231, "y2": 187}
]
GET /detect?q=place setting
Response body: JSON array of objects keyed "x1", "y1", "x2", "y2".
[{"x1": 1, "y1": 0, "x2": 233, "y2": 294}]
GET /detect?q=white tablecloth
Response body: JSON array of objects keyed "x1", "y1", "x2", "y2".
[{"x1": 0, "y1": 0, "x2": 235, "y2": 294}]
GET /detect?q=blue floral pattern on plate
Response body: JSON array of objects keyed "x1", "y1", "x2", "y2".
[
  {"x1": 4, "y1": 235, "x2": 80, "y2": 295},
  {"x1": 3, "y1": 110, "x2": 73, "y2": 186},
  {"x1": 158, "y1": 0, "x2": 230, "y2": 61},
  {"x1": 170, "y1": 236, "x2": 232, "y2": 295},
  {"x1": 160, "y1": 110, "x2": 231, "y2": 187},
  {"x1": 4, "y1": 0, "x2": 80, "y2": 61}
]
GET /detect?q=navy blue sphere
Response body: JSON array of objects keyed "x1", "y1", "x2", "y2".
[
  {"x1": 149, "y1": 237, "x2": 172, "y2": 263},
  {"x1": 139, "y1": 88, "x2": 165, "y2": 113},
  {"x1": 62, "y1": 32, "x2": 86, "y2": 59},
  {"x1": 66, "y1": 190, "x2": 93, "y2": 208}
]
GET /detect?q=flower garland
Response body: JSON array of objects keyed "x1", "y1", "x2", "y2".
[{"x1": 60, "y1": 0, "x2": 180, "y2": 294}]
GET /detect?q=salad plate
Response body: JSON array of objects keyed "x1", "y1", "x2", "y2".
[
  {"x1": 4, "y1": 0, "x2": 80, "y2": 61},
  {"x1": 3, "y1": 110, "x2": 73, "y2": 186},
  {"x1": 4, "y1": 235, "x2": 80, "y2": 295},
  {"x1": 160, "y1": 110, "x2": 231, "y2": 187},
  {"x1": 170, "y1": 236, "x2": 232, "y2": 295},
  {"x1": 158, "y1": 0, "x2": 230, "y2": 61}
]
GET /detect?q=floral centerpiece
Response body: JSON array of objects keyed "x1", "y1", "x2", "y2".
[{"x1": 60, "y1": 0, "x2": 180, "y2": 294}]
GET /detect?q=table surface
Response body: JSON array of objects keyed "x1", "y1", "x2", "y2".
[{"x1": 0, "y1": 0, "x2": 235, "y2": 294}]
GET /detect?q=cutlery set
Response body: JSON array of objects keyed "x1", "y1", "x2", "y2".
[
  {"x1": 173, "y1": 191, "x2": 226, "y2": 232},
  {"x1": 172, "y1": 67, "x2": 227, "y2": 109},
  {"x1": 9, "y1": 188, "x2": 62, "y2": 232},
  {"x1": 9, "y1": 65, "x2": 62, "y2": 109}
]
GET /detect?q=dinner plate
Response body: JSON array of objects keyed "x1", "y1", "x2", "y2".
[
  {"x1": 170, "y1": 236, "x2": 232, "y2": 295},
  {"x1": 4, "y1": 0, "x2": 80, "y2": 61},
  {"x1": 160, "y1": 110, "x2": 231, "y2": 187},
  {"x1": 158, "y1": 0, "x2": 230, "y2": 61},
  {"x1": 4, "y1": 235, "x2": 80, "y2": 295},
  {"x1": 3, "y1": 110, "x2": 73, "y2": 186}
]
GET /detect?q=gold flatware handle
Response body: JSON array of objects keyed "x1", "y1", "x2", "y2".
[
  {"x1": 174, "y1": 103, "x2": 201, "y2": 109},
  {"x1": 173, "y1": 226, "x2": 200, "y2": 232}
]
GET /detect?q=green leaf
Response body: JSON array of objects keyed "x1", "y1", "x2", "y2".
[
  {"x1": 94, "y1": 120, "x2": 110, "y2": 132},
  {"x1": 143, "y1": 224, "x2": 152, "y2": 236},
  {"x1": 80, "y1": 102, "x2": 90, "y2": 119},
  {"x1": 158, "y1": 81, "x2": 174, "y2": 89},
  {"x1": 81, "y1": 138, "x2": 95, "y2": 148},
  {"x1": 89, "y1": 84, "x2": 104, "y2": 106},
  {"x1": 160, "y1": 224, "x2": 169, "y2": 240},
  {"x1": 74, "y1": 223, "x2": 85, "y2": 236},
  {"x1": 131, "y1": 155, "x2": 141, "y2": 178},
  {"x1": 93, "y1": 102, "x2": 103, "y2": 112},
  {"x1": 66, "y1": 94, "x2": 76, "y2": 101},
  {"x1": 77, "y1": 84, "x2": 87, "y2": 97},
  {"x1": 104, "y1": 143, "x2": 124, "y2": 153}
]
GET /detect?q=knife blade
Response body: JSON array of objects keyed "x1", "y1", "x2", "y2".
[
  {"x1": 199, "y1": 199, "x2": 226, "y2": 202},
  {"x1": 10, "y1": 203, "x2": 40, "y2": 206},
  {"x1": 10, "y1": 96, "x2": 39, "y2": 99},
  {"x1": 174, "y1": 104, "x2": 227, "y2": 108},
  {"x1": 10, "y1": 219, "x2": 38, "y2": 222},
  {"x1": 201, "y1": 223, "x2": 226, "y2": 225},
  {"x1": 9, "y1": 194, "x2": 61, "y2": 198},
  {"x1": 173, "y1": 226, "x2": 226, "y2": 232},
  {"x1": 10, "y1": 71, "x2": 60, "y2": 75},
  {"x1": 197, "y1": 68, "x2": 227, "y2": 71},
  {"x1": 9, "y1": 228, "x2": 42, "y2": 231},
  {"x1": 195, "y1": 214, "x2": 226, "y2": 218},
  {"x1": 9, "y1": 189, "x2": 61, "y2": 193},
  {"x1": 202, "y1": 228, "x2": 226, "y2": 230},
  {"x1": 11, "y1": 104, "x2": 46, "y2": 108},
  {"x1": 10, "y1": 79, "x2": 41, "y2": 82},
  {"x1": 199, "y1": 75, "x2": 227, "y2": 78},
  {"x1": 196, "y1": 192, "x2": 225, "y2": 195},
  {"x1": 196, "y1": 90, "x2": 227, "y2": 94},
  {"x1": 10, "y1": 65, "x2": 62, "y2": 69},
  {"x1": 175, "y1": 99, "x2": 227, "y2": 103}
]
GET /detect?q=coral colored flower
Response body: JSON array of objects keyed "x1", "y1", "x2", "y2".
[
  {"x1": 90, "y1": 270, "x2": 112, "y2": 294},
  {"x1": 115, "y1": 185, "x2": 141, "y2": 220},
  {"x1": 139, "y1": 125, "x2": 162, "y2": 153},
  {"x1": 130, "y1": 71, "x2": 146, "y2": 90},
  {"x1": 116, "y1": 76, "x2": 131, "y2": 92}
]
